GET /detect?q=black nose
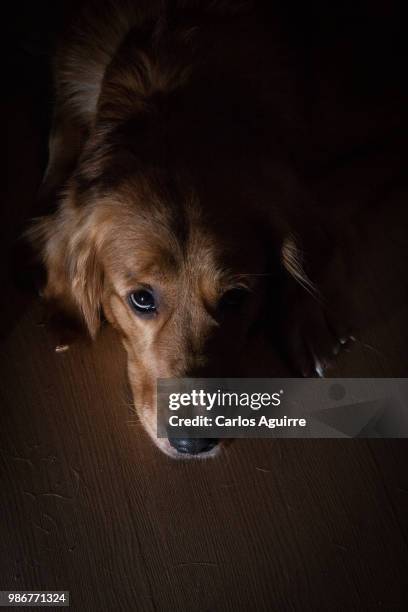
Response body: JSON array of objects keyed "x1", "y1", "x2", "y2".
[{"x1": 168, "y1": 437, "x2": 218, "y2": 455}]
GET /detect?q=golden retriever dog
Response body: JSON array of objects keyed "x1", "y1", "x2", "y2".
[{"x1": 30, "y1": 0, "x2": 350, "y2": 457}]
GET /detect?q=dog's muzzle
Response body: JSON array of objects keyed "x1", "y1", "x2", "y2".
[{"x1": 168, "y1": 437, "x2": 218, "y2": 455}]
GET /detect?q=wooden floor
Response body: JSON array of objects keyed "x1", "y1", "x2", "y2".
[
  {"x1": 1, "y1": 314, "x2": 408, "y2": 610},
  {"x1": 2, "y1": 2, "x2": 408, "y2": 610}
]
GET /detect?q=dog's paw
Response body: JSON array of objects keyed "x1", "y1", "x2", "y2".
[{"x1": 283, "y1": 293, "x2": 354, "y2": 377}]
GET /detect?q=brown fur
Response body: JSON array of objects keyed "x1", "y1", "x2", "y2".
[{"x1": 29, "y1": 1, "x2": 343, "y2": 457}]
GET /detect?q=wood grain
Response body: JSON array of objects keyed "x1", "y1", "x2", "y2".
[{"x1": 2, "y1": 2, "x2": 408, "y2": 610}]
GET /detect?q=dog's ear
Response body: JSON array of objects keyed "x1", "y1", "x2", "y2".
[
  {"x1": 281, "y1": 233, "x2": 318, "y2": 297},
  {"x1": 27, "y1": 209, "x2": 104, "y2": 339},
  {"x1": 67, "y1": 232, "x2": 104, "y2": 338}
]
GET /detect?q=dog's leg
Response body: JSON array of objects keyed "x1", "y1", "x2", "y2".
[
  {"x1": 34, "y1": 113, "x2": 88, "y2": 350},
  {"x1": 280, "y1": 239, "x2": 355, "y2": 377},
  {"x1": 282, "y1": 284, "x2": 353, "y2": 377},
  {"x1": 39, "y1": 112, "x2": 86, "y2": 205}
]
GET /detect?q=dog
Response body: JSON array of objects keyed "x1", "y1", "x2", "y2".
[{"x1": 29, "y1": 0, "x2": 351, "y2": 458}]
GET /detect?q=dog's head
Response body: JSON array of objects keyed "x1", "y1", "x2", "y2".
[{"x1": 33, "y1": 158, "x2": 282, "y2": 456}]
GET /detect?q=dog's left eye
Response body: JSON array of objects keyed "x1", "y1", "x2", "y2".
[
  {"x1": 128, "y1": 289, "x2": 157, "y2": 314},
  {"x1": 219, "y1": 287, "x2": 249, "y2": 309}
]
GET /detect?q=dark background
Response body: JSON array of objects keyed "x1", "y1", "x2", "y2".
[{"x1": 2, "y1": 2, "x2": 408, "y2": 610}]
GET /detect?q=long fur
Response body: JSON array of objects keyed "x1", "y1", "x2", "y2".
[{"x1": 29, "y1": 0, "x2": 324, "y2": 457}]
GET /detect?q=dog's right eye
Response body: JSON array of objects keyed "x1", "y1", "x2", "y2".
[{"x1": 128, "y1": 289, "x2": 157, "y2": 315}]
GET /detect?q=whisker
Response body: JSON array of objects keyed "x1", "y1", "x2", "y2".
[{"x1": 352, "y1": 338, "x2": 385, "y2": 357}]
